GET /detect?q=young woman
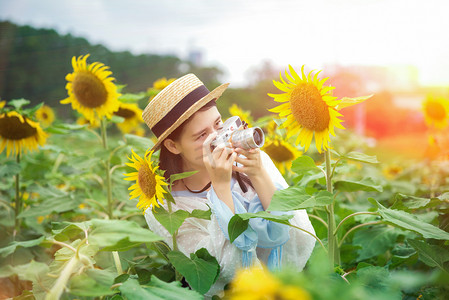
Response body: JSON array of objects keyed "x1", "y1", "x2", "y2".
[{"x1": 142, "y1": 74, "x2": 315, "y2": 298}]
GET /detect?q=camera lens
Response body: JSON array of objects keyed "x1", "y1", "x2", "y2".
[{"x1": 253, "y1": 128, "x2": 264, "y2": 147}]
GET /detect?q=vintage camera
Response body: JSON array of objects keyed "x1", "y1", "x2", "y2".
[{"x1": 210, "y1": 116, "x2": 265, "y2": 151}]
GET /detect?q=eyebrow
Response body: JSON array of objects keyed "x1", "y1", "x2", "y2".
[{"x1": 192, "y1": 116, "x2": 222, "y2": 138}]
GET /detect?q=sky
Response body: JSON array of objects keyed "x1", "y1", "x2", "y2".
[{"x1": 1, "y1": 0, "x2": 449, "y2": 87}]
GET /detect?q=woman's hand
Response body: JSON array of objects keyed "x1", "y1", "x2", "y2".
[
  {"x1": 203, "y1": 132, "x2": 237, "y2": 212},
  {"x1": 233, "y1": 147, "x2": 276, "y2": 210},
  {"x1": 232, "y1": 147, "x2": 263, "y2": 179}
]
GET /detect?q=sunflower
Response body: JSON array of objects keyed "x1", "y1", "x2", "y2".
[
  {"x1": 262, "y1": 136, "x2": 302, "y2": 175},
  {"x1": 227, "y1": 266, "x2": 311, "y2": 300},
  {"x1": 35, "y1": 105, "x2": 55, "y2": 128},
  {"x1": 0, "y1": 100, "x2": 5, "y2": 109},
  {"x1": 114, "y1": 102, "x2": 143, "y2": 134},
  {"x1": 147, "y1": 77, "x2": 176, "y2": 101},
  {"x1": 76, "y1": 116, "x2": 100, "y2": 129},
  {"x1": 229, "y1": 103, "x2": 254, "y2": 127},
  {"x1": 422, "y1": 95, "x2": 449, "y2": 129},
  {"x1": 124, "y1": 148, "x2": 168, "y2": 212},
  {"x1": 268, "y1": 65, "x2": 371, "y2": 153},
  {"x1": 0, "y1": 111, "x2": 48, "y2": 157},
  {"x1": 61, "y1": 54, "x2": 120, "y2": 123}
]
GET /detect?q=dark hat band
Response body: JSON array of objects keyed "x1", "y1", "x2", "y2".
[{"x1": 151, "y1": 85, "x2": 210, "y2": 137}]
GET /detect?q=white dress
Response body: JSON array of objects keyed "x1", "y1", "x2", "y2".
[{"x1": 144, "y1": 150, "x2": 316, "y2": 298}]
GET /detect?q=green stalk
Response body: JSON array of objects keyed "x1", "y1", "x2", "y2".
[
  {"x1": 14, "y1": 153, "x2": 21, "y2": 234},
  {"x1": 100, "y1": 118, "x2": 113, "y2": 219},
  {"x1": 324, "y1": 149, "x2": 339, "y2": 266},
  {"x1": 166, "y1": 200, "x2": 182, "y2": 281},
  {"x1": 100, "y1": 118, "x2": 122, "y2": 276},
  {"x1": 45, "y1": 256, "x2": 79, "y2": 300}
]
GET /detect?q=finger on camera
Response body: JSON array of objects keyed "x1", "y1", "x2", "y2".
[{"x1": 203, "y1": 132, "x2": 218, "y2": 152}]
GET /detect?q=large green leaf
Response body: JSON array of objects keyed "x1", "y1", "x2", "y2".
[
  {"x1": 391, "y1": 193, "x2": 440, "y2": 210},
  {"x1": 119, "y1": 277, "x2": 202, "y2": 300},
  {"x1": 228, "y1": 211, "x2": 294, "y2": 243},
  {"x1": 51, "y1": 221, "x2": 92, "y2": 241},
  {"x1": 353, "y1": 226, "x2": 400, "y2": 260},
  {"x1": 89, "y1": 219, "x2": 163, "y2": 251},
  {"x1": 334, "y1": 178, "x2": 383, "y2": 192},
  {"x1": 370, "y1": 199, "x2": 449, "y2": 240},
  {"x1": 408, "y1": 239, "x2": 449, "y2": 272},
  {"x1": 153, "y1": 205, "x2": 190, "y2": 235},
  {"x1": 339, "y1": 151, "x2": 379, "y2": 164},
  {"x1": 18, "y1": 185, "x2": 79, "y2": 218},
  {"x1": 167, "y1": 248, "x2": 220, "y2": 295},
  {"x1": 69, "y1": 269, "x2": 116, "y2": 297},
  {"x1": 189, "y1": 208, "x2": 212, "y2": 220},
  {"x1": 268, "y1": 186, "x2": 333, "y2": 211},
  {"x1": 0, "y1": 236, "x2": 45, "y2": 257},
  {"x1": 291, "y1": 155, "x2": 322, "y2": 174}
]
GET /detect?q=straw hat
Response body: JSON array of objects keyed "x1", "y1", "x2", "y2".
[{"x1": 142, "y1": 73, "x2": 229, "y2": 152}]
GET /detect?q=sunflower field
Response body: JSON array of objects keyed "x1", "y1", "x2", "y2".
[{"x1": 1, "y1": 56, "x2": 449, "y2": 300}]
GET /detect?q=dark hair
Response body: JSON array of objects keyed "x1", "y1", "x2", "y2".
[{"x1": 158, "y1": 100, "x2": 254, "y2": 192}]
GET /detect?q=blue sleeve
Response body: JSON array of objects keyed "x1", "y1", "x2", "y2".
[
  {"x1": 207, "y1": 186, "x2": 258, "y2": 251},
  {"x1": 247, "y1": 182, "x2": 291, "y2": 248}
]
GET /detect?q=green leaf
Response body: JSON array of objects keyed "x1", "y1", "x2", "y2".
[
  {"x1": 408, "y1": 239, "x2": 449, "y2": 271},
  {"x1": 371, "y1": 199, "x2": 449, "y2": 240},
  {"x1": 334, "y1": 178, "x2": 383, "y2": 192},
  {"x1": 392, "y1": 193, "x2": 431, "y2": 210},
  {"x1": 0, "y1": 236, "x2": 45, "y2": 257},
  {"x1": 340, "y1": 151, "x2": 379, "y2": 164},
  {"x1": 51, "y1": 221, "x2": 92, "y2": 241},
  {"x1": 0, "y1": 260, "x2": 49, "y2": 282},
  {"x1": 119, "y1": 92, "x2": 146, "y2": 103},
  {"x1": 0, "y1": 160, "x2": 21, "y2": 177},
  {"x1": 110, "y1": 115, "x2": 125, "y2": 123},
  {"x1": 228, "y1": 211, "x2": 294, "y2": 243},
  {"x1": 46, "y1": 122, "x2": 86, "y2": 134},
  {"x1": 353, "y1": 226, "x2": 400, "y2": 260},
  {"x1": 124, "y1": 134, "x2": 154, "y2": 152},
  {"x1": 153, "y1": 205, "x2": 190, "y2": 235},
  {"x1": 169, "y1": 170, "x2": 199, "y2": 184},
  {"x1": 189, "y1": 208, "x2": 212, "y2": 220},
  {"x1": 291, "y1": 155, "x2": 322, "y2": 174},
  {"x1": 89, "y1": 219, "x2": 163, "y2": 251},
  {"x1": 69, "y1": 269, "x2": 116, "y2": 297},
  {"x1": 268, "y1": 186, "x2": 333, "y2": 211},
  {"x1": 18, "y1": 191, "x2": 79, "y2": 218},
  {"x1": 119, "y1": 277, "x2": 202, "y2": 300},
  {"x1": 228, "y1": 217, "x2": 249, "y2": 244},
  {"x1": 167, "y1": 249, "x2": 220, "y2": 294},
  {"x1": 8, "y1": 98, "x2": 30, "y2": 109}
]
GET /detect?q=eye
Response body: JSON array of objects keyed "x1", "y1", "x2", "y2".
[{"x1": 197, "y1": 132, "x2": 207, "y2": 140}]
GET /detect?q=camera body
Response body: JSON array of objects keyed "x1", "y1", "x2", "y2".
[{"x1": 210, "y1": 116, "x2": 265, "y2": 150}]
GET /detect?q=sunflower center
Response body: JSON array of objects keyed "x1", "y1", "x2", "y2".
[
  {"x1": 426, "y1": 102, "x2": 445, "y2": 120},
  {"x1": 264, "y1": 142, "x2": 295, "y2": 162},
  {"x1": 42, "y1": 112, "x2": 48, "y2": 119},
  {"x1": 115, "y1": 108, "x2": 135, "y2": 119},
  {"x1": 290, "y1": 83, "x2": 330, "y2": 131},
  {"x1": 137, "y1": 164, "x2": 157, "y2": 198},
  {"x1": 72, "y1": 71, "x2": 108, "y2": 108},
  {"x1": 0, "y1": 115, "x2": 37, "y2": 140}
]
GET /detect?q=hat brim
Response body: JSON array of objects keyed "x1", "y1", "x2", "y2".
[{"x1": 150, "y1": 82, "x2": 230, "y2": 152}]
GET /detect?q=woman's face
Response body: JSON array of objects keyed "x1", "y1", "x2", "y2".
[{"x1": 170, "y1": 106, "x2": 223, "y2": 171}]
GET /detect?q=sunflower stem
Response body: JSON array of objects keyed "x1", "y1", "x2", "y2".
[
  {"x1": 166, "y1": 200, "x2": 182, "y2": 281},
  {"x1": 14, "y1": 153, "x2": 21, "y2": 234},
  {"x1": 100, "y1": 118, "x2": 113, "y2": 219},
  {"x1": 324, "y1": 149, "x2": 339, "y2": 267}
]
